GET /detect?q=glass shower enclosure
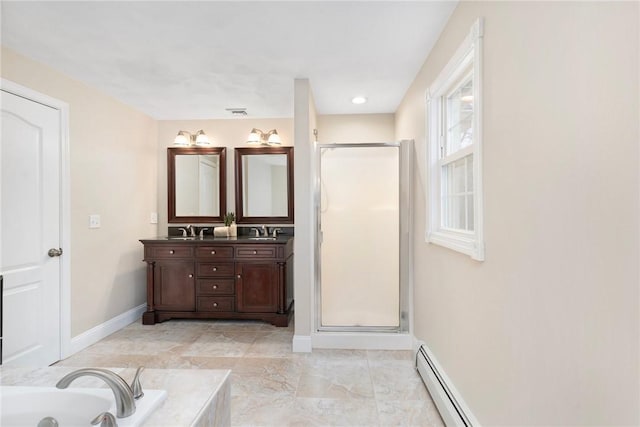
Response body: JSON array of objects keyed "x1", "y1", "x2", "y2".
[{"x1": 315, "y1": 141, "x2": 411, "y2": 333}]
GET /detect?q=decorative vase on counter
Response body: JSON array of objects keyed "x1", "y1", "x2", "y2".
[{"x1": 229, "y1": 222, "x2": 237, "y2": 237}]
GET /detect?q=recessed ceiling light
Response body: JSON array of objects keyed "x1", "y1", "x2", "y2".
[{"x1": 351, "y1": 96, "x2": 367, "y2": 105}]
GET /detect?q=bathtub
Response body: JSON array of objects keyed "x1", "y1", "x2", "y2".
[{"x1": 0, "y1": 386, "x2": 167, "y2": 427}]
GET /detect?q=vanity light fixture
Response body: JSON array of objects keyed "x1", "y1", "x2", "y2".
[
  {"x1": 246, "y1": 128, "x2": 281, "y2": 146},
  {"x1": 173, "y1": 130, "x2": 211, "y2": 146},
  {"x1": 351, "y1": 96, "x2": 367, "y2": 105}
]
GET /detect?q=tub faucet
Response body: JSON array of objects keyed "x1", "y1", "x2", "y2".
[
  {"x1": 56, "y1": 368, "x2": 136, "y2": 418},
  {"x1": 91, "y1": 412, "x2": 118, "y2": 427},
  {"x1": 37, "y1": 417, "x2": 59, "y2": 427},
  {"x1": 131, "y1": 366, "x2": 145, "y2": 400}
]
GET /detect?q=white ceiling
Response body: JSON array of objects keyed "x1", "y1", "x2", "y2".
[{"x1": 1, "y1": 1, "x2": 456, "y2": 120}]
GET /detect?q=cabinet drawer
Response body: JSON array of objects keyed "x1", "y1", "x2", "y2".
[
  {"x1": 197, "y1": 262, "x2": 234, "y2": 277},
  {"x1": 196, "y1": 246, "x2": 234, "y2": 259},
  {"x1": 146, "y1": 245, "x2": 194, "y2": 259},
  {"x1": 196, "y1": 279, "x2": 235, "y2": 295},
  {"x1": 197, "y1": 296, "x2": 234, "y2": 312},
  {"x1": 235, "y1": 246, "x2": 276, "y2": 258}
]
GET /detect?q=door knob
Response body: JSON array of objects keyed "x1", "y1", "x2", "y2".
[{"x1": 48, "y1": 248, "x2": 63, "y2": 257}]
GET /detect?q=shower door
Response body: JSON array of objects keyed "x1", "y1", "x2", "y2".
[{"x1": 316, "y1": 142, "x2": 410, "y2": 332}]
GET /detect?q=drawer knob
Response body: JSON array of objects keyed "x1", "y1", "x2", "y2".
[
  {"x1": 213, "y1": 302, "x2": 218, "y2": 307},
  {"x1": 212, "y1": 285, "x2": 218, "y2": 289},
  {"x1": 169, "y1": 250, "x2": 175, "y2": 254},
  {"x1": 212, "y1": 267, "x2": 218, "y2": 271},
  {"x1": 253, "y1": 250, "x2": 257, "y2": 255},
  {"x1": 211, "y1": 250, "x2": 216, "y2": 255},
  {"x1": 237, "y1": 274, "x2": 241, "y2": 279},
  {"x1": 188, "y1": 274, "x2": 193, "y2": 278}
]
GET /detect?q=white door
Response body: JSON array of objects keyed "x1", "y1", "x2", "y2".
[{"x1": 1, "y1": 89, "x2": 61, "y2": 366}]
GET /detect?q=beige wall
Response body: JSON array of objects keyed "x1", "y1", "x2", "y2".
[
  {"x1": 396, "y1": 2, "x2": 639, "y2": 425},
  {"x1": 1, "y1": 47, "x2": 159, "y2": 337},
  {"x1": 317, "y1": 113, "x2": 395, "y2": 143},
  {"x1": 156, "y1": 118, "x2": 294, "y2": 231}
]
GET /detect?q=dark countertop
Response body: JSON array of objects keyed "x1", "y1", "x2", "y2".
[{"x1": 140, "y1": 235, "x2": 293, "y2": 244}]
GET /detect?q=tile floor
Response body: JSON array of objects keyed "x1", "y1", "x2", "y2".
[{"x1": 56, "y1": 319, "x2": 444, "y2": 427}]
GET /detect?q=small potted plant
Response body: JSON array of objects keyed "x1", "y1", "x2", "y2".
[
  {"x1": 224, "y1": 212, "x2": 235, "y2": 227},
  {"x1": 224, "y1": 212, "x2": 236, "y2": 237}
]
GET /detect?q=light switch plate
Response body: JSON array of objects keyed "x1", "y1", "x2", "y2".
[
  {"x1": 89, "y1": 214, "x2": 101, "y2": 228},
  {"x1": 150, "y1": 212, "x2": 158, "y2": 224}
]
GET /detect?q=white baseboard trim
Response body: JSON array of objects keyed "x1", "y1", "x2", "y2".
[
  {"x1": 292, "y1": 335, "x2": 312, "y2": 353},
  {"x1": 312, "y1": 331, "x2": 413, "y2": 350},
  {"x1": 66, "y1": 304, "x2": 146, "y2": 357},
  {"x1": 414, "y1": 338, "x2": 481, "y2": 427}
]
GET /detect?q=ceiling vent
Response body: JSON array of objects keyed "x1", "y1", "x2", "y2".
[{"x1": 225, "y1": 108, "x2": 247, "y2": 116}]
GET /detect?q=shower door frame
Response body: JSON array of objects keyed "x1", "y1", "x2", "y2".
[{"x1": 314, "y1": 141, "x2": 412, "y2": 333}]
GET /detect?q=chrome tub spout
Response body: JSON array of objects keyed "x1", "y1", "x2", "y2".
[{"x1": 55, "y1": 368, "x2": 136, "y2": 418}]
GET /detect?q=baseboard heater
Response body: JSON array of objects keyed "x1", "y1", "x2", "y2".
[{"x1": 416, "y1": 344, "x2": 474, "y2": 427}]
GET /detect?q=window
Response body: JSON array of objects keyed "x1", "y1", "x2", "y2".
[{"x1": 426, "y1": 18, "x2": 484, "y2": 261}]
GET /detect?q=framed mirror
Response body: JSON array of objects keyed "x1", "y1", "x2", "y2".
[
  {"x1": 168, "y1": 147, "x2": 226, "y2": 223},
  {"x1": 235, "y1": 146, "x2": 294, "y2": 224}
]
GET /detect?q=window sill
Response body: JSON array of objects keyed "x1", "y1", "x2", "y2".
[{"x1": 426, "y1": 230, "x2": 484, "y2": 261}]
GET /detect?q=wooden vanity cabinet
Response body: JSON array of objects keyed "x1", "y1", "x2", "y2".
[
  {"x1": 236, "y1": 261, "x2": 279, "y2": 313},
  {"x1": 195, "y1": 245, "x2": 235, "y2": 314},
  {"x1": 152, "y1": 260, "x2": 195, "y2": 311},
  {"x1": 140, "y1": 238, "x2": 293, "y2": 327},
  {"x1": 143, "y1": 245, "x2": 195, "y2": 313}
]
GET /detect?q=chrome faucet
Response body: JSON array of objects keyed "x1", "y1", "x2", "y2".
[
  {"x1": 260, "y1": 225, "x2": 267, "y2": 236},
  {"x1": 272, "y1": 228, "x2": 282, "y2": 238},
  {"x1": 250, "y1": 227, "x2": 260, "y2": 237},
  {"x1": 186, "y1": 224, "x2": 196, "y2": 237},
  {"x1": 37, "y1": 417, "x2": 59, "y2": 427},
  {"x1": 91, "y1": 412, "x2": 118, "y2": 427},
  {"x1": 131, "y1": 366, "x2": 144, "y2": 400},
  {"x1": 178, "y1": 227, "x2": 188, "y2": 237},
  {"x1": 56, "y1": 368, "x2": 137, "y2": 418},
  {"x1": 199, "y1": 228, "x2": 210, "y2": 239}
]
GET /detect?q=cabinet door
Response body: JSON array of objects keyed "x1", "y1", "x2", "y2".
[
  {"x1": 236, "y1": 262, "x2": 278, "y2": 313},
  {"x1": 153, "y1": 260, "x2": 195, "y2": 311}
]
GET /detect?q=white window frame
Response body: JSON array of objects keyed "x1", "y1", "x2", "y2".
[{"x1": 426, "y1": 18, "x2": 484, "y2": 261}]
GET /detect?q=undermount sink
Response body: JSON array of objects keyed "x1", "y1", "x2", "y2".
[{"x1": 248, "y1": 237, "x2": 277, "y2": 241}]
